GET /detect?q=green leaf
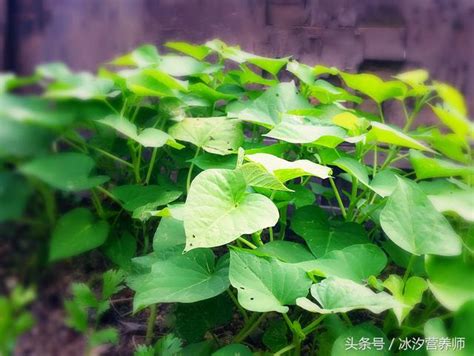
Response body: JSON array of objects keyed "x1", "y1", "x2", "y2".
[
  {"x1": 291, "y1": 206, "x2": 369, "y2": 258},
  {"x1": 246, "y1": 153, "x2": 332, "y2": 181},
  {"x1": 128, "y1": 249, "x2": 229, "y2": 311},
  {"x1": 153, "y1": 217, "x2": 186, "y2": 260},
  {"x1": 370, "y1": 170, "x2": 400, "y2": 197},
  {"x1": 125, "y1": 68, "x2": 188, "y2": 97},
  {"x1": 434, "y1": 81, "x2": 467, "y2": 116},
  {"x1": 256, "y1": 241, "x2": 315, "y2": 263},
  {"x1": 45, "y1": 75, "x2": 113, "y2": 101},
  {"x1": 379, "y1": 177, "x2": 462, "y2": 256},
  {"x1": 297, "y1": 277, "x2": 400, "y2": 314},
  {"x1": 111, "y1": 44, "x2": 160, "y2": 67},
  {"x1": 190, "y1": 152, "x2": 238, "y2": 170},
  {"x1": 432, "y1": 104, "x2": 474, "y2": 139},
  {"x1": 165, "y1": 41, "x2": 211, "y2": 60},
  {"x1": 262, "y1": 319, "x2": 288, "y2": 352},
  {"x1": 98, "y1": 115, "x2": 183, "y2": 149},
  {"x1": 89, "y1": 327, "x2": 119, "y2": 347},
  {"x1": 0, "y1": 94, "x2": 75, "y2": 128},
  {"x1": 0, "y1": 172, "x2": 31, "y2": 222},
  {"x1": 0, "y1": 116, "x2": 54, "y2": 158},
  {"x1": 236, "y1": 82, "x2": 311, "y2": 127},
  {"x1": 206, "y1": 39, "x2": 288, "y2": 76},
  {"x1": 183, "y1": 169, "x2": 279, "y2": 251},
  {"x1": 309, "y1": 79, "x2": 362, "y2": 104},
  {"x1": 169, "y1": 117, "x2": 243, "y2": 155},
  {"x1": 410, "y1": 150, "x2": 474, "y2": 179},
  {"x1": 383, "y1": 275, "x2": 428, "y2": 324},
  {"x1": 333, "y1": 157, "x2": 370, "y2": 187},
  {"x1": 174, "y1": 294, "x2": 233, "y2": 343},
  {"x1": 102, "y1": 270, "x2": 126, "y2": 299},
  {"x1": 158, "y1": 55, "x2": 215, "y2": 77},
  {"x1": 265, "y1": 115, "x2": 347, "y2": 147},
  {"x1": 331, "y1": 324, "x2": 389, "y2": 356},
  {"x1": 212, "y1": 344, "x2": 253, "y2": 356},
  {"x1": 19, "y1": 153, "x2": 109, "y2": 192},
  {"x1": 426, "y1": 255, "x2": 474, "y2": 311},
  {"x1": 102, "y1": 232, "x2": 137, "y2": 270},
  {"x1": 112, "y1": 184, "x2": 181, "y2": 212},
  {"x1": 155, "y1": 334, "x2": 183, "y2": 356},
  {"x1": 340, "y1": 72, "x2": 407, "y2": 103},
  {"x1": 49, "y1": 208, "x2": 109, "y2": 261},
  {"x1": 239, "y1": 162, "x2": 291, "y2": 191},
  {"x1": 428, "y1": 189, "x2": 474, "y2": 222},
  {"x1": 297, "y1": 244, "x2": 387, "y2": 282},
  {"x1": 286, "y1": 60, "x2": 315, "y2": 84},
  {"x1": 229, "y1": 250, "x2": 312, "y2": 313},
  {"x1": 368, "y1": 121, "x2": 433, "y2": 151}
]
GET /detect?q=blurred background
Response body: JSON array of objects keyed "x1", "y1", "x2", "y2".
[{"x1": 1, "y1": 0, "x2": 473, "y2": 113}]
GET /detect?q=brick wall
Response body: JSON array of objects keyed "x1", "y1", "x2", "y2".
[{"x1": 1, "y1": 0, "x2": 473, "y2": 114}]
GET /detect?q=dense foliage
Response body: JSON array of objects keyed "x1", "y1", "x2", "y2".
[{"x1": 1, "y1": 40, "x2": 473, "y2": 355}]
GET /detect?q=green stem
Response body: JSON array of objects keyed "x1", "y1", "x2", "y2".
[
  {"x1": 302, "y1": 315, "x2": 326, "y2": 335},
  {"x1": 233, "y1": 313, "x2": 266, "y2": 343},
  {"x1": 145, "y1": 304, "x2": 157, "y2": 345},
  {"x1": 329, "y1": 177, "x2": 347, "y2": 219},
  {"x1": 145, "y1": 147, "x2": 158, "y2": 185},
  {"x1": 96, "y1": 186, "x2": 121, "y2": 204},
  {"x1": 403, "y1": 255, "x2": 416, "y2": 283},
  {"x1": 91, "y1": 189, "x2": 105, "y2": 218},
  {"x1": 274, "y1": 344, "x2": 296, "y2": 356},
  {"x1": 95, "y1": 144, "x2": 134, "y2": 168},
  {"x1": 251, "y1": 232, "x2": 264, "y2": 247},
  {"x1": 237, "y1": 237, "x2": 257, "y2": 249},
  {"x1": 226, "y1": 289, "x2": 249, "y2": 322},
  {"x1": 134, "y1": 145, "x2": 142, "y2": 183},
  {"x1": 269, "y1": 191, "x2": 276, "y2": 241},
  {"x1": 186, "y1": 148, "x2": 201, "y2": 193}
]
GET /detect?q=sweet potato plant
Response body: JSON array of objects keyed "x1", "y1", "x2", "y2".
[{"x1": 1, "y1": 40, "x2": 473, "y2": 355}]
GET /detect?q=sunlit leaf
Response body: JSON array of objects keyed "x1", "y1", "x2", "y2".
[
  {"x1": 183, "y1": 169, "x2": 279, "y2": 251},
  {"x1": 379, "y1": 177, "x2": 462, "y2": 256},
  {"x1": 246, "y1": 153, "x2": 332, "y2": 181},
  {"x1": 229, "y1": 249, "x2": 312, "y2": 313},
  {"x1": 169, "y1": 117, "x2": 243, "y2": 155},
  {"x1": 297, "y1": 244, "x2": 387, "y2": 282},
  {"x1": 297, "y1": 277, "x2": 400, "y2": 314}
]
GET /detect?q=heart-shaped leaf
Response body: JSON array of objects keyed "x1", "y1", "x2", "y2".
[
  {"x1": 236, "y1": 82, "x2": 311, "y2": 127},
  {"x1": 297, "y1": 244, "x2": 387, "y2": 282},
  {"x1": 229, "y1": 250, "x2": 312, "y2": 313},
  {"x1": 128, "y1": 249, "x2": 229, "y2": 311},
  {"x1": 169, "y1": 117, "x2": 243, "y2": 155},
  {"x1": 380, "y1": 178, "x2": 462, "y2": 256},
  {"x1": 49, "y1": 208, "x2": 109, "y2": 261},
  {"x1": 383, "y1": 275, "x2": 428, "y2": 324},
  {"x1": 291, "y1": 206, "x2": 369, "y2": 258},
  {"x1": 184, "y1": 169, "x2": 279, "y2": 251}
]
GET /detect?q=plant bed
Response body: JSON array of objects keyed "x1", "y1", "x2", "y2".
[{"x1": 0, "y1": 39, "x2": 473, "y2": 355}]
